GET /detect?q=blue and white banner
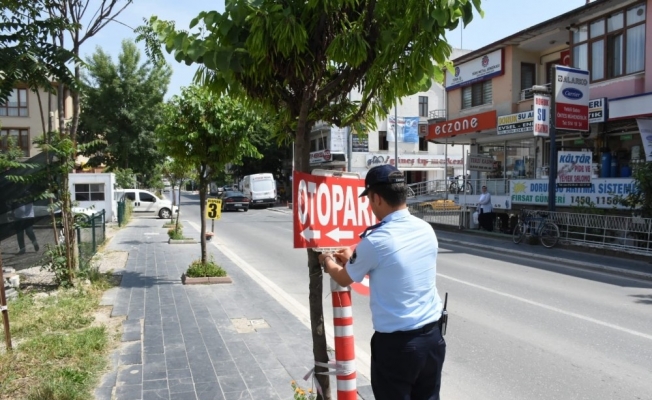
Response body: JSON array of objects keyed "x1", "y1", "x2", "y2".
[
  {"x1": 636, "y1": 119, "x2": 652, "y2": 162},
  {"x1": 388, "y1": 116, "x2": 419, "y2": 143}
]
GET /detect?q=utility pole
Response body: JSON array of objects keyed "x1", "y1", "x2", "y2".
[{"x1": 394, "y1": 104, "x2": 399, "y2": 170}]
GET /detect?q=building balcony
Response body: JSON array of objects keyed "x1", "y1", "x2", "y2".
[{"x1": 428, "y1": 109, "x2": 446, "y2": 122}]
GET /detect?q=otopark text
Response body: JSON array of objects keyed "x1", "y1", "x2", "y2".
[{"x1": 293, "y1": 171, "x2": 377, "y2": 248}]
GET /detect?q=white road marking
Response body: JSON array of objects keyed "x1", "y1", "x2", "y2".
[
  {"x1": 439, "y1": 273, "x2": 652, "y2": 341},
  {"x1": 185, "y1": 220, "x2": 373, "y2": 380}
]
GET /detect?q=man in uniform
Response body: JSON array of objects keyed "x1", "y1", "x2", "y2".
[{"x1": 319, "y1": 164, "x2": 446, "y2": 400}]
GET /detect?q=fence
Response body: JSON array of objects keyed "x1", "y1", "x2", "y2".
[
  {"x1": 408, "y1": 202, "x2": 468, "y2": 229},
  {"x1": 408, "y1": 177, "x2": 511, "y2": 198},
  {"x1": 117, "y1": 199, "x2": 133, "y2": 227},
  {"x1": 76, "y1": 209, "x2": 106, "y2": 267},
  {"x1": 540, "y1": 210, "x2": 652, "y2": 256}
]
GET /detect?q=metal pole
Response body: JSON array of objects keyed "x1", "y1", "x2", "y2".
[
  {"x1": 394, "y1": 104, "x2": 398, "y2": 170},
  {"x1": 548, "y1": 68, "x2": 557, "y2": 211},
  {"x1": 347, "y1": 92, "x2": 352, "y2": 172}
]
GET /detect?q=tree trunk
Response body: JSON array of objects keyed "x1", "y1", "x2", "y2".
[
  {"x1": 295, "y1": 115, "x2": 331, "y2": 399},
  {"x1": 199, "y1": 166, "x2": 207, "y2": 266}
]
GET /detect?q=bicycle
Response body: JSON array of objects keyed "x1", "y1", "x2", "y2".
[
  {"x1": 448, "y1": 174, "x2": 473, "y2": 195},
  {"x1": 512, "y1": 210, "x2": 560, "y2": 248}
]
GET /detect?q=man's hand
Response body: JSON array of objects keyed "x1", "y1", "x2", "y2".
[{"x1": 333, "y1": 247, "x2": 353, "y2": 264}]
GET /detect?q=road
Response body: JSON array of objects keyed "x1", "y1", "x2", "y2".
[{"x1": 177, "y1": 192, "x2": 652, "y2": 400}]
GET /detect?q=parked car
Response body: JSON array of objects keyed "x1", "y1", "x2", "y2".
[
  {"x1": 218, "y1": 190, "x2": 250, "y2": 212},
  {"x1": 115, "y1": 189, "x2": 178, "y2": 219}
]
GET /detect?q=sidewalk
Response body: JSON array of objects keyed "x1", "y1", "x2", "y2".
[
  {"x1": 95, "y1": 218, "x2": 373, "y2": 400},
  {"x1": 434, "y1": 227, "x2": 652, "y2": 281}
]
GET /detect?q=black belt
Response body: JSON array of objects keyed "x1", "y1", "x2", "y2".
[{"x1": 380, "y1": 320, "x2": 439, "y2": 335}]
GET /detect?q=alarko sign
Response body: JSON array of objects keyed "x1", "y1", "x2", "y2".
[
  {"x1": 427, "y1": 110, "x2": 496, "y2": 140},
  {"x1": 293, "y1": 171, "x2": 376, "y2": 248}
]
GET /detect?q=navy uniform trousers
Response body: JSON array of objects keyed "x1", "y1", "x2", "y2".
[{"x1": 370, "y1": 321, "x2": 446, "y2": 400}]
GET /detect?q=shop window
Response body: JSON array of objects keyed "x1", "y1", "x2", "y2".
[
  {"x1": 74, "y1": 183, "x2": 105, "y2": 201},
  {"x1": 462, "y1": 80, "x2": 492, "y2": 109},
  {"x1": 572, "y1": 2, "x2": 646, "y2": 82},
  {"x1": 0, "y1": 88, "x2": 28, "y2": 117},
  {"x1": 310, "y1": 139, "x2": 317, "y2": 152},
  {"x1": 520, "y1": 63, "x2": 536, "y2": 97},
  {"x1": 378, "y1": 131, "x2": 389, "y2": 150},
  {"x1": 419, "y1": 136, "x2": 428, "y2": 151},
  {"x1": 418, "y1": 96, "x2": 428, "y2": 117},
  {"x1": 0, "y1": 128, "x2": 29, "y2": 157}
]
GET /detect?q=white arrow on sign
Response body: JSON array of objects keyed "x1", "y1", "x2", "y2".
[
  {"x1": 300, "y1": 227, "x2": 321, "y2": 241},
  {"x1": 326, "y1": 227, "x2": 354, "y2": 242}
]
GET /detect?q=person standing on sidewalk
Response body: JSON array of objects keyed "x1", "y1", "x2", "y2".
[
  {"x1": 13, "y1": 193, "x2": 39, "y2": 254},
  {"x1": 319, "y1": 164, "x2": 446, "y2": 400},
  {"x1": 477, "y1": 185, "x2": 494, "y2": 231}
]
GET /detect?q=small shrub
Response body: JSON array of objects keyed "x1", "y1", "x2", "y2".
[
  {"x1": 186, "y1": 257, "x2": 227, "y2": 278},
  {"x1": 167, "y1": 227, "x2": 184, "y2": 240},
  {"x1": 40, "y1": 244, "x2": 74, "y2": 288},
  {"x1": 291, "y1": 380, "x2": 316, "y2": 400}
]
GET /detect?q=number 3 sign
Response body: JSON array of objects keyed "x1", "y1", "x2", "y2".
[{"x1": 206, "y1": 198, "x2": 222, "y2": 220}]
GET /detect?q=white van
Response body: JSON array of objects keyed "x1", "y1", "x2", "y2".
[
  {"x1": 114, "y1": 189, "x2": 178, "y2": 219},
  {"x1": 241, "y1": 173, "x2": 276, "y2": 207}
]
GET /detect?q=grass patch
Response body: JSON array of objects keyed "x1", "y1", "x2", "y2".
[
  {"x1": 0, "y1": 281, "x2": 118, "y2": 400},
  {"x1": 186, "y1": 258, "x2": 227, "y2": 278}
]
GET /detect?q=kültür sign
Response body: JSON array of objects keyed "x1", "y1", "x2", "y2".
[{"x1": 293, "y1": 171, "x2": 376, "y2": 248}]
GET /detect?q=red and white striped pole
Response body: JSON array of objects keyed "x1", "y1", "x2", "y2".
[{"x1": 332, "y1": 279, "x2": 357, "y2": 399}]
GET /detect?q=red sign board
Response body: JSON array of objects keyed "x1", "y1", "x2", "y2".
[
  {"x1": 427, "y1": 110, "x2": 497, "y2": 140},
  {"x1": 293, "y1": 171, "x2": 377, "y2": 248}
]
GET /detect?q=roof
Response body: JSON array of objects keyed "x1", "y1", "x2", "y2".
[{"x1": 452, "y1": 0, "x2": 640, "y2": 64}]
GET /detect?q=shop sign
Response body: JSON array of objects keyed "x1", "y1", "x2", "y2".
[
  {"x1": 588, "y1": 98, "x2": 606, "y2": 123},
  {"x1": 330, "y1": 126, "x2": 347, "y2": 153},
  {"x1": 555, "y1": 65, "x2": 590, "y2": 131},
  {"x1": 557, "y1": 151, "x2": 592, "y2": 188},
  {"x1": 636, "y1": 119, "x2": 652, "y2": 162},
  {"x1": 533, "y1": 94, "x2": 551, "y2": 137},
  {"x1": 510, "y1": 178, "x2": 635, "y2": 209},
  {"x1": 445, "y1": 49, "x2": 504, "y2": 91},
  {"x1": 310, "y1": 150, "x2": 332, "y2": 164},
  {"x1": 467, "y1": 154, "x2": 495, "y2": 172},
  {"x1": 365, "y1": 153, "x2": 464, "y2": 169},
  {"x1": 352, "y1": 133, "x2": 368, "y2": 153},
  {"x1": 497, "y1": 111, "x2": 533, "y2": 135},
  {"x1": 427, "y1": 110, "x2": 497, "y2": 140}
]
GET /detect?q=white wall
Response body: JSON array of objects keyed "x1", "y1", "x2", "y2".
[{"x1": 68, "y1": 173, "x2": 116, "y2": 221}]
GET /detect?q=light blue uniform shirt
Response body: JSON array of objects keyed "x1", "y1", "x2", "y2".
[{"x1": 346, "y1": 208, "x2": 443, "y2": 333}]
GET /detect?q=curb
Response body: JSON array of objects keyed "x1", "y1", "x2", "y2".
[{"x1": 438, "y1": 237, "x2": 652, "y2": 282}]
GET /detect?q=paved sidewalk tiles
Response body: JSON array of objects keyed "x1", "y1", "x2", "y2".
[{"x1": 96, "y1": 218, "x2": 373, "y2": 400}]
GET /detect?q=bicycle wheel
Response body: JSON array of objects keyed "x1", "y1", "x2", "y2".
[
  {"x1": 512, "y1": 223, "x2": 526, "y2": 244},
  {"x1": 407, "y1": 187, "x2": 416, "y2": 198},
  {"x1": 448, "y1": 183, "x2": 458, "y2": 194},
  {"x1": 465, "y1": 181, "x2": 474, "y2": 194},
  {"x1": 539, "y1": 221, "x2": 560, "y2": 248}
]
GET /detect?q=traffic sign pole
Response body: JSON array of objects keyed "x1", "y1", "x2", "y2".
[{"x1": 331, "y1": 279, "x2": 357, "y2": 400}]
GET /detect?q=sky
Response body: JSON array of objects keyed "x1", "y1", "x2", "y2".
[{"x1": 82, "y1": 0, "x2": 593, "y2": 99}]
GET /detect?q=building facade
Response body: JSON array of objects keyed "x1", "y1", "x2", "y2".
[
  {"x1": 308, "y1": 50, "x2": 471, "y2": 183},
  {"x1": 0, "y1": 85, "x2": 72, "y2": 159},
  {"x1": 429, "y1": 0, "x2": 652, "y2": 210}
]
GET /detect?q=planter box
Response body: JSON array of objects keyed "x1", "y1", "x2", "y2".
[
  {"x1": 181, "y1": 274, "x2": 232, "y2": 285},
  {"x1": 168, "y1": 239, "x2": 198, "y2": 244}
]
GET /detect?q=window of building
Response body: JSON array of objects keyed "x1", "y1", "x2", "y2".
[
  {"x1": 572, "y1": 2, "x2": 646, "y2": 82},
  {"x1": 0, "y1": 88, "x2": 28, "y2": 117},
  {"x1": 74, "y1": 183, "x2": 105, "y2": 201},
  {"x1": 0, "y1": 128, "x2": 29, "y2": 157},
  {"x1": 310, "y1": 139, "x2": 317, "y2": 152},
  {"x1": 520, "y1": 63, "x2": 536, "y2": 97},
  {"x1": 378, "y1": 131, "x2": 388, "y2": 150},
  {"x1": 462, "y1": 80, "x2": 492, "y2": 109},
  {"x1": 418, "y1": 135, "x2": 429, "y2": 151},
  {"x1": 418, "y1": 96, "x2": 428, "y2": 117}
]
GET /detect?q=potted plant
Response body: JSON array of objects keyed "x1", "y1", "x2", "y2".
[
  {"x1": 181, "y1": 257, "x2": 232, "y2": 285},
  {"x1": 167, "y1": 226, "x2": 197, "y2": 244}
]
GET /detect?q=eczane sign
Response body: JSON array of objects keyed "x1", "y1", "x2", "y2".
[{"x1": 293, "y1": 171, "x2": 377, "y2": 248}]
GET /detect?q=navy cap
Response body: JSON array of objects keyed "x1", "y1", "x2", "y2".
[{"x1": 359, "y1": 164, "x2": 405, "y2": 197}]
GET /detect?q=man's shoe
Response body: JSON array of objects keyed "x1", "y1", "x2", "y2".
[
  {"x1": 34, "y1": 242, "x2": 40, "y2": 252},
  {"x1": 17, "y1": 248, "x2": 26, "y2": 255}
]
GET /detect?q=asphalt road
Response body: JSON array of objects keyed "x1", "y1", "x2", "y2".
[{"x1": 178, "y1": 192, "x2": 652, "y2": 400}]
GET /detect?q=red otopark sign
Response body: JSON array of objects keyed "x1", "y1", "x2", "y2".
[{"x1": 293, "y1": 171, "x2": 377, "y2": 248}]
